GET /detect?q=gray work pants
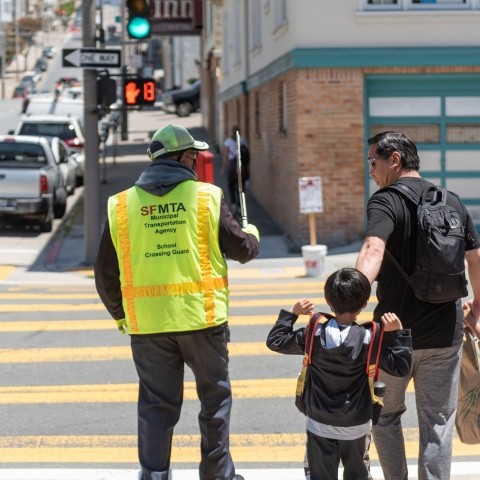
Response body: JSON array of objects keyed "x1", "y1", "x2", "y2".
[
  {"x1": 372, "y1": 344, "x2": 462, "y2": 480},
  {"x1": 131, "y1": 324, "x2": 235, "y2": 480}
]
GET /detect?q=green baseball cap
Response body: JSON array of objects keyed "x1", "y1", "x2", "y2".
[{"x1": 147, "y1": 125, "x2": 209, "y2": 160}]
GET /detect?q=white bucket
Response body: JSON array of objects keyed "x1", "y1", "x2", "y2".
[{"x1": 301, "y1": 244, "x2": 328, "y2": 277}]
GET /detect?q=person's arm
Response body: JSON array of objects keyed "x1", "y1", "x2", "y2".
[
  {"x1": 465, "y1": 247, "x2": 480, "y2": 337},
  {"x1": 94, "y1": 220, "x2": 125, "y2": 321},
  {"x1": 355, "y1": 235, "x2": 387, "y2": 284},
  {"x1": 266, "y1": 309, "x2": 307, "y2": 355},
  {"x1": 219, "y1": 199, "x2": 259, "y2": 263},
  {"x1": 377, "y1": 313, "x2": 412, "y2": 377}
]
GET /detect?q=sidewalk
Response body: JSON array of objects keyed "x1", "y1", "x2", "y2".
[{"x1": 28, "y1": 109, "x2": 362, "y2": 280}]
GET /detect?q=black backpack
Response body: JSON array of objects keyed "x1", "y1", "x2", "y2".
[
  {"x1": 240, "y1": 144, "x2": 250, "y2": 165},
  {"x1": 385, "y1": 183, "x2": 468, "y2": 303}
]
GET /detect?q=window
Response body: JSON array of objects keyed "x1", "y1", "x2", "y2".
[
  {"x1": 234, "y1": 3, "x2": 242, "y2": 64},
  {"x1": 206, "y1": 2, "x2": 214, "y2": 36},
  {"x1": 222, "y1": 11, "x2": 229, "y2": 74},
  {"x1": 274, "y1": 0, "x2": 287, "y2": 28},
  {"x1": 251, "y1": 0, "x2": 262, "y2": 49}
]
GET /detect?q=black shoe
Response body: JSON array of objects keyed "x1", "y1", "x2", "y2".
[{"x1": 233, "y1": 475, "x2": 245, "y2": 480}]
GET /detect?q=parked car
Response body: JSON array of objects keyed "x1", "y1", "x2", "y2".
[
  {"x1": 34, "y1": 57, "x2": 48, "y2": 72},
  {"x1": 11, "y1": 115, "x2": 86, "y2": 187},
  {"x1": 12, "y1": 114, "x2": 85, "y2": 153},
  {"x1": 42, "y1": 45, "x2": 57, "y2": 59},
  {"x1": 21, "y1": 88, "x2": 52, "y2": 114},
  {"x1": 46, "y1": 136, "x2": 78, "y2": 195},
  {"x1": 20, "y1": 70, "x2": 42, "y2": 87},
  {"x1": 56, "y1": 76, "x2": 81, "y2": 90},
  {"x1": 0, "y1": 135, "x2": 67, "y2": 232},
  {"x1": 161, "y1": 80, "x2": 201, "y2": 117}
]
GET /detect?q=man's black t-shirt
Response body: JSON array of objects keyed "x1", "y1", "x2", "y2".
[{"x1": 366, "y1": 177, "x2": 479, "y2": 350}]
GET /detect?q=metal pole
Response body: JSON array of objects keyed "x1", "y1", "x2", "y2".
[
  {"x1": 0, "y1": 31, "x2": 7, "y2": 99},
  {"x1": 120, "y1": 1, "x2": 128, "y2": 140},
  {"x1": 83, "y1": 0, "x2": 101, "y2": 265},
  {"x1": 236, "y1": 131, "x2": 248, "y2": 228},
  {"x1": 0, "y1": 3, "x2": 5, "y2": 99},
  {"x1": 14, "y1": 0, "x2": 20, "y2": 81}
]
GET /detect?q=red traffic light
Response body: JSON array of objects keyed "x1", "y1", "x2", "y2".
[
  {"x1": 124, "y1": 78, "x2": 156, "y2": 106},
  {"x1": 126, "y1": 0, "x2": 149, "y2": 14}
]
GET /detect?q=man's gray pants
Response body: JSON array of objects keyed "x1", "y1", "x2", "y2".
[{"x1": 373, "y1": 344, "x2": 462, "y2": 480}]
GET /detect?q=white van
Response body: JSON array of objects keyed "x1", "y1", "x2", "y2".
[{"x1": 25, "y1": 96, "x2": 84, "y2": 126}]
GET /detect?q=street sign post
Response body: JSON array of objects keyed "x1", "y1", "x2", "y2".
[{"x1": 62, "y1": 48, "x2": 121, "y2": 68}]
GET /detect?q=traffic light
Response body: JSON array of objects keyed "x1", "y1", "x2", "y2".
[
  {"x1": 126, "y1": 0, "x2": 151, "y2": 39},
  {"x1": 97, "y1": 77, "x2": 117, "y2": 107},
  {"x1": 124, "y1": 78, "x2": 156, "y2": 106}
]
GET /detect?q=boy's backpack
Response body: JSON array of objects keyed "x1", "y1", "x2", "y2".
[
  {"x1": 385, "y1": 183, "x2": 468, "y2": 303},
  {"x1": 295, "y1": 312, "x2": 384, "y2": 418}
]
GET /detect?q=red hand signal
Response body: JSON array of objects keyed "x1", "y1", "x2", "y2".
[{"x1": 125, "y1": 81, "x2": 141, "y2": 104}]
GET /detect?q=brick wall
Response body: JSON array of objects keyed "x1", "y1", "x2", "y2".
[{"x1": 222, "y1": 65, "x2": 480, "y2": 249}]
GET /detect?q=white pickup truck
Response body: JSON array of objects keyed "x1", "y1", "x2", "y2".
[{"x1": 0, "y1": 135, "x2": 67, "y2": 232}]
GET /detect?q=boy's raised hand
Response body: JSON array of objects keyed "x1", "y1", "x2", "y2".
[
  {"x1": 291, "y1": 298, "x2": 315, "y2": 316},
  {"x1": 380, "y1": 312, "x2": 403, "y2": 332}
]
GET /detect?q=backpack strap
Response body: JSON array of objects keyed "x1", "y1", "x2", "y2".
[
  {"x1": 384, "y1": 182, "x2": 420, "y2": 287},
  {"x1": 388, "y1": 183, "x2": 420, "y2": 205},
  {"x1": 363, "y1": 321, "x2": 385, "y2": 405},
  {"x1": 303, "y1": 312, "x2": 332, "y2": 365}
]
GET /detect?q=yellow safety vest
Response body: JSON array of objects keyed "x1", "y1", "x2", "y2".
[{"x1": 107, "y1": 180, "x2": 229, "y2": 334}]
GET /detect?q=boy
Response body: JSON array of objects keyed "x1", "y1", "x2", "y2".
[{"x1": 266, "y1": 267, "x2": 412, "y2": 480}]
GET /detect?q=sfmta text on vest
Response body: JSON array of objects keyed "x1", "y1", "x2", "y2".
[{"x1": 141, "y1": 203, "x2": 186, "y2": 216}]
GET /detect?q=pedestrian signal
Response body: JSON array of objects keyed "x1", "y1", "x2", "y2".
[
  {"x1": 126, "y1": 0, "x2": 151, "y2": 39},
  {"x1": 124, "y1": 78, "x2": 156, "y2": 106}
]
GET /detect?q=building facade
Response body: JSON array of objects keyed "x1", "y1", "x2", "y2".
[{"x1": 211, "y1": 0, "x2": 480, "y2": 248}]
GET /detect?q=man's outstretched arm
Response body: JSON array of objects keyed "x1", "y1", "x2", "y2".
[{"x1": 355, "y1": 235, "x2": 386, "y2": 284}]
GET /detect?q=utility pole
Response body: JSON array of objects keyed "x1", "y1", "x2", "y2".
[
  {"x1": 82, "y1": 0, "x2": 101, "y2": 265},
  {"x1": 14, "y1": 0, "x2": 20, "y2": 81},
  {"x1": 0, "y1": 0, "x2": 5, "y2": 99},
  {"x1": 121, "y1": 2, "x2": 128, "y2": 140}
]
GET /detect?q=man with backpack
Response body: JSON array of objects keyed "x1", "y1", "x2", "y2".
[{"x1": 355, "y1": 131, "x2": 480, "y2": 480}]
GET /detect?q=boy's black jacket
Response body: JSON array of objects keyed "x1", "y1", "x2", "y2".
[{"x1": 266, "y1": 310, "x2": 412, "y2": 426}]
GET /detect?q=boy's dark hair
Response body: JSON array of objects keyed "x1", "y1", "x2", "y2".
[{"x1": 324, "y1": 268, "x2": 371, "y2": 315}]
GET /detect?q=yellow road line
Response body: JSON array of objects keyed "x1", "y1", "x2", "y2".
[
  {"x1": 0, "y1": 266, "x2": 15, "y2": 281},
  {"x1": 0, "y1": 379, "x2": 292, "y2": 403},
  {"x1": 0, "y1": 293, "x2": 100, "y2": 299},
  {"x1": 0, "y1": 312, "x2": 376, "y2": 332},
  {"x1": 0, "y1": 304, "x2": 106, "y2": 312},
  {"x1": 0, "y1": 342, "x2": 272, "y2": 363},
  {"x1": 0, "y1": 320, "x2": 114, "y2": 332},
  {"x1": 0, "y1": 284, "x2": 324, "y2": 298},
  {"x1": 0, "y1": 378, "x2": 415, "y2": 404},
  {"x1": 0, "y1": 432, "x2": 474, "y2": 463},
  {"x1": 228, "y1": 266, "x2": 306, "y2": 279},
  {"x1": 0, "y1": 297, "x2": 378, "y2": 312}
]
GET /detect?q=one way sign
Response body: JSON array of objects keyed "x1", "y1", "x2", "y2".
[{"x1": 62, "y1": 48, "x2": 121, "y2": 68}]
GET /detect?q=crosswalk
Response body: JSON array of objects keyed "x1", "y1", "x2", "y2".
[{"x1": 0, "y1": 262, "x2": 478, "y2": 479}]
